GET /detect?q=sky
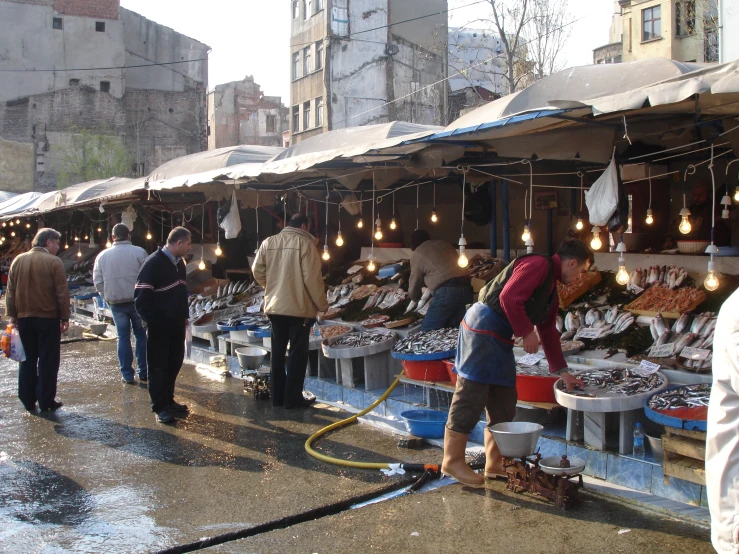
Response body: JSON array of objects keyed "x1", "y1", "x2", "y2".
[{"x1": 119, "y1": 0, "x2": 615, "y2": 102}]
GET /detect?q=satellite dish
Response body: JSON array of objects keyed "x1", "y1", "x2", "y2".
[{"x1": 385, "y1": 43, "x2": 399, "y2": 56}]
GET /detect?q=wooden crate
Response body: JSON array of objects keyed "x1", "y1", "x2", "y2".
[
  {"x1": 662, "y1": 428, "x2": 706, "y2": 486},
  {"x1": 558, "y1": 271, "x2": 602, "y2": 309}
]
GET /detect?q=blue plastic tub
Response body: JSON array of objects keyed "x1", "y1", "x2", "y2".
[{"x1": 400, "y1": 409, "x2": 449, "y2": 439}]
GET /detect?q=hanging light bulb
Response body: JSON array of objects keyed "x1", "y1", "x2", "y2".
[
  {"x1": 198, "y1": 259, "x2": 206, "y2": 270},
  {"x1": 9, "y1": 221, "x2": 13, "y2": 227},
  {"x1": 367, "y1": 253, "x2": 376, "y2": 272},
  {"x1": 645, "y1": 209, "x2": 654, "y2": 225},
  {"x1": 521, "y1": 224, "x2": 531, "y2": 242},
  {"x1": 335, "y1": 231, "x2": 344, "y2": 247},
  {"x1": 615, "y1": 241, "x2": 629, "y2": 285},
  {"x1": 575, "y1": 218, "x2": 583, "y2": 230},
  {"x1": 84, "y1": 234, "x2": 89, "y2": 240},
  {"x1": 721, "y1": 194, "x2": 731, "y2": 219},
  {"x1": 215, "y1": 242, "x2": 222, "y2": 257},
  {"x1": 374, "y1": 217, "x2": 383, "y2": 241},
  {"x1": 74, "y1": 235, "x2": 79, "y2": 241},
  {"x1": 322, "y1": 244, "x2": 330, "y2": 261},
  {"x1": 146, "y1": 231, "x2": 153, "y2": 240},
  {"x1": 26, "y1": 223, "x2": 31, "y2": 229},
  {"x1": 97, "y1": 227, "x2": 102, "y2": 232},
  {"x1": 679, "y1": 208, "x2": 692, "y2": 234},
  {"x1": 10, "y1": 231, "x2": 15, "y2": 237},
  {"x1": 430, "y1": 209, "x2": 438, "y2": 223},
  {"x1": 525, "y1": 237, "x2": 535, "y2": 254},
  {"x1": 106, "y1": 239, "x2": 112, "y2": 248},
  {"x1": 590, "y1": 226, "x2": 602, "y2": 250},
  {"x1": 1, "y1": 222, "x2": 5, "y2": 227},
  {"x1": 357, "y1": 218, "x2": 364, "y2": 229},
  {"x1": 76, "y1": 250, "x2": 82, "y2": 258},
  {"x1": 64, "y1": 243, "x2": 69, "y2": 249},
  {"x1": 457, "y1": 236, "x2": 468, "y2": 268},
  {"x1": 705, "y1": 259, "x2": 719, "y2": 291},
  {"x1": 389, "y1": 218, "x2": 397, "y2": 230},
  {"x1": 735, "y1": 186, "x2": 739, "y2": 202},
  {"x1": 15, "y1": 219, "x2": 20, "y2": 224}
]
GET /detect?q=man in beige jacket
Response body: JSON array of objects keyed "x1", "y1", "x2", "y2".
[{"x1": 253, "y1": 213, "x2": 328, "y2": 408}]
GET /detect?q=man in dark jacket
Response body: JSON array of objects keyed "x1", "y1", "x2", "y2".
[
  {"x1": 135, "y1": 227, "x2": 191, "y2": 424},
  {"x1": 7, "y1": 228, "x2": 70, "y2": 412}
]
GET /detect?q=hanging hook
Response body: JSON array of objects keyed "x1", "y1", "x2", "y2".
[
  {"x1": 684, "y1": 164, "x2": 697, "y2": 181},
  {"x1": 726, "y1": 158, "x2": 739, "y2": 176},
  {"x1": 622, "y1": 116, "x2": 632, "y2": 145}
]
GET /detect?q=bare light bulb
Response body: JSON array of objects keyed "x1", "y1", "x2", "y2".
[
  {"x1": 431, "y1": 210, "x2": 438, "y2": 223},
  {"x1": 357, "y1": 218, "x2": 364, "y2": 229},
  {"x1": 10, "y1": 231, "x2": 15, "y2": 237},
  {"x1": 336, "y1": 233, "x2": 344, "y2": 247},
  {"x1": 590, "y1": 226, "x2": 602, "y2": 250},
  {"x1": 15, "y1": 219, "x2": 20, "y2": 224},
  {"x1": 374, "y1": 217, "x2": 382, "y2": 240},
  {"x1": 521, "y1": 225, "x2": 531, "y2": 242},
  {"x1": 198, "y1": 259, "x2": 206, "y2": 270},
  {"x1": 322, "y1": 245, "x2": 330, "y2": 261},
  {"x1": 26, "y1": 224, "x2": 31, "y2": 229},
  {"x1": 215, "y1": 243, "x2": 222, "y2": 256},
  {"x1": 575, "y1": 218, "x2": 583, "y2": 230},
  {"x1": 367, "y1": 253, "x2": 376, "y2": 272},
  {"x1": 146, "y1": 232, "x2": 153, "y2": 240},
  {"x1": 458, "y1": 236, "x2": 468, "y2": 267},
  {"x1": 389, "y1": 218, "x2": 397, "y2": 230},
  {"x1": 374, "y1": 229, "x2": 383, "y2": 240},
  {"x1": 679, "y1": 215, "x2": 691, "y2": 235},
  {"x1": 1, "y1": 222, "x2": 5, "y2": 227},
  {"x1": 735, "y1": 187, "x2": 739, "y2": 202},
  {"x1": 76, "y1": 250, "x2": 82, "y2": 258},
  {"x1": 705, "y1": 270, "x2": 719, "y2": 291},
  {"x1": 616, "y1": 265, "x2": 629, "y2": 286},
  {"x1": 645, "y1": 209, "x2": 654, "y2": 225},
  {"x1": 74, "y1": 236, "x2": 79, "y2": 241},
  {"x1": 9, "y1": 221, "x2": 13, "y2": 227},
  {"x1": 64, "y1": 244, "x2": 69, "y2": 249},
  {"x1": 106, "y1": 240, "x2": 112, "y2": 248},
  {"x1": 97, "y1": 227, "x2": 102, "y2": 232},
  {"x1": 84, "y1": 235, "x2": 89, "y2": 240}
]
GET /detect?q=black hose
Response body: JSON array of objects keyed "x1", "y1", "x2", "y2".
[
  {"x1": 154, "y1": 475, "x2": 420, "y2": 554},
  {"x1": 408, "y1": 469, "x2": 437, "y2": 492}
]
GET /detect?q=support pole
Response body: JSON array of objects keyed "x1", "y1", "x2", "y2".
[
  {"x1": 501, "y1": 182, "x2": 510, "y2": 261},
  {"x1": 547, "y1": 208, "x2": 554, "y2": 256},
  {"x1": 489, "y1": 180, "x2": 497, "y2": 257}
]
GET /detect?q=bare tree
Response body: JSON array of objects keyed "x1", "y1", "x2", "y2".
[
  {"x1": 527, "y1": 0, "x2": 571, "y2": 81},
  {"x1": 487, "y1": 0, "x2": 532, "y2": 94}
]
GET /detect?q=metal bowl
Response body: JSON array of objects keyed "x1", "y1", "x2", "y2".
[
  {"x1": 539, "y1": 456, "x2": 586, "y2": 476},
  {"x1": 89, "y1": 323, "x2": 108, "y2": 336},
  {"x1": 235, "y1": 347, "x2": 268, "y2": 370},
  {"x1": 646, "y1": 435, "x2": 664, "y2": 462},
  {"x1": 488, "y1": 422, "x2": 544, "y2": 458}
]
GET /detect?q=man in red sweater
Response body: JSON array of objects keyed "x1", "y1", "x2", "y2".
[{"x1": 441, "y1": 239, "x2": 593, "y2": 487}]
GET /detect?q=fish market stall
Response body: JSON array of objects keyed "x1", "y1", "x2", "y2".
[{"x1": 322, "y1": 330, "x2": 397, "y2": 389}]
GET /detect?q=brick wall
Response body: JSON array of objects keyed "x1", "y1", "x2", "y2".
[{"x1": 53, "y1": 0, "x2": 119, "y2": 20}]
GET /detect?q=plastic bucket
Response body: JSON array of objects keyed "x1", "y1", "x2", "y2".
[
  {"x1": 400, "y1": 409, "x2": 448, "y2": 439},
  {"x1": 516, "y1": 374, "x2": 558, "y2": 403},
  {"x1": 402, "y1": 360, "x2": 450, "y2": 382},
  {"x1": 442, "y1": 359, "x2": 457, "y2": 386}
]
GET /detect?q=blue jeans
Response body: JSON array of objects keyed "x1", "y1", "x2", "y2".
[
  {"x1": 421, "y1": 283, "x2": 474, "y2": 331},
  {"x1": 111, "y1": 302, "x2": 148, "y2": 380}
]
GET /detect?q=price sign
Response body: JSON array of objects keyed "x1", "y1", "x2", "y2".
[
  {"x1": 575, "y1": 327, "x2": 602, "y2": 340},
  {"x1": 629, "y1": 284, "x2": 645, "y2": 294},
  {"x1": 347, "y1": 265, "x2": 364, "y2": 274},
  {"x1": 649, "y1": 343, "x2": 675, "y2": 358},
  {"x1": 518, "y1": 354, "x2": 543, "y2": 366},
  {"x1": 246, "y1": 304, "x2": 262, "y2": 313},
  {"x1": 680, "y1": 347, "x2": 711, "y2": 361},
  {"x1": 638, "y1": 360, "x2": 661, "y2": 374}
]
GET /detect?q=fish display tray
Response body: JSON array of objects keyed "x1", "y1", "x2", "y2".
[
  {"x1": 644, "y1": 386, "x2": 707, "y2": 432},
  {"x1": 624, "y1": 295, "x2": 706, "y2": 320},
  {"x1": 558, "y1": 271, "x2": 602, "y2": 309},
  {"x1": 554, "y1": 371, "x2": 669, "y2": 412},
  {"x1": 384, "y1": 317, "x2": 416, "y2": 329},
  {"x1": 248, "y1": 328, "x2": 271, "y2": 338},
  {"x1": 391, "y1": 349, "x2": 456, "y2": 361},
  {"x1": 321, "y1": 332, "x2": 396, "y2": 359},
  {"x1": 216, "y1": 323, "x2": 251, "y2": 331}
]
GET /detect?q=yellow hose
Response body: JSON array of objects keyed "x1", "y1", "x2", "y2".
[
  {"x1": 304, "y1": 372, "x2": 404, "y2": 469},
  {"x1": 82, "y1": 332, "x2": 118, "y2": 341}
]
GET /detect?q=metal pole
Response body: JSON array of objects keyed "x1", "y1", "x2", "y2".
[
  {"x1": 489, "y1": 180, "x2": 497, "y2": 257},
  {"x1": 547, "y1": 208, "x2": 554, "y2": 256},
  {"x1": 501, "y1": 182, "x2": 510, "y2": 261}
]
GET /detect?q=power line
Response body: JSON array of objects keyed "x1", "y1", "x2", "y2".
[{"x1": 0, "y1": 58, "x2": 209, "y2": 73}]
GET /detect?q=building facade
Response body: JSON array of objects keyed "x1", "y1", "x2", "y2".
[
  {"x1": 289, "y1": 0, "x2": 448, "y2": 143},
  {"x1": 0, "y1": 0, "x2": 209, "y2": 192},
  {"x1": 593, "y1": 0, "x2": 719, "y2": 65},
  {"x1": 207, "y1": 76, "x2": 289, "y2": 150}
]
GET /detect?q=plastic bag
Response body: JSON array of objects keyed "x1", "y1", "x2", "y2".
[
  {"x1": 585, "y1": 153, "x2": 619, "y2": 226},
  {"x1": 607, "y1": 170, "x2": 629, "y2": 233},
  {"x1": 9, "y1": 327, "x2": 25, "y2": 362},
  {"x1": 184, "y1": 322, "x2": 192, "y2": 360},
  {"x1": 219, "y1": 190, "x2": 242, "y2": 239}
]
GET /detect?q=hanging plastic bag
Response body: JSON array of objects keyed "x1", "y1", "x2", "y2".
[
  {"x1": 8, "y1": 327, "x2": 25, "y2": 362},
  {"x1": 184, "y1": 322, "x2": 192, "y2": 360},
  {"x1": 585, "y1": 153, "x2": 619, "y2": 226},
  {"x1": 220, "y1": 189, "x2": 242, "y2": 239},
  {"x1": 607, "y1": 170, "x2": 629, "y2": 233}
]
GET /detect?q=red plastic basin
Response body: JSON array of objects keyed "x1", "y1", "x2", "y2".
[
  {"x1": 442, "y1": 359, "x2": 457, "y2": 386},
  {"x1": 516, "y1": 374, "x2": 558, "y2": 403},
  {"x1": 402, "y1": 360, "x2": 450, "y2": 382}
]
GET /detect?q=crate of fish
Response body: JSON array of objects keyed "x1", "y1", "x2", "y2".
[
  {"x1": 644, "y1": 384, "x2": 709, "y2": 432},
  {"x1": 516, "y1": 364, "x2": 559, "y2": 403},
  {"x1": 321, "y1": 330, "x2": 396, "y2": 359},
  {"x1": 391, "y1": 328, "x2": 458, "y2": 361}
]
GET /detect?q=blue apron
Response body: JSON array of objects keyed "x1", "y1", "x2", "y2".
[{"x1": 454, "y1": 302, "x2": 516, "y2": 387}]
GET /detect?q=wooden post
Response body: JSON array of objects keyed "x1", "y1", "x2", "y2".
[
  {"x1": 502, "y1": 182, "x2": 510, "y2": 261},
  {"x1": 489, "y1": 180, "x2": 497, "y2": 257}
]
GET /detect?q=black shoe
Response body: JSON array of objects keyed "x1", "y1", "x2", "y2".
[
  {"x1": 156, "y1": 410, "x2": 175, "y2": 424},
  {"x1": 138, "y1": 374, "x2": 148, "y2": 382},
  {"x1": 169, "y1": 401, "x2": 189, "y2": 413},
  {"x1": 285, "y1": 397, "x2": 316, "y2": 409},
  {"x1": 23, "y1": 403, "x2": 38, "y2": 413},
  {"x1": 122, "y1": 377, "x2": 135, "y2": 385},
  {"x1": 41, "y1": 401, "x2": 63, "y2": 412}
]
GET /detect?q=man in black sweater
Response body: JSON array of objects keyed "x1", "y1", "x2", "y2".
[{"x1": 135, "y1": 227, "x2": 192, "y2": 424}]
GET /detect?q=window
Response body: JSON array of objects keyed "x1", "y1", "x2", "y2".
[
  {"x1": 100, "y1": 81, "x2": 111, "y2": 93},
  {"x1": 676, "y1": 1, "x2": 695, "y2": 37},
  {"x1": 303, "y1": 101, "x2": 311, "y2": 130},
  {"x1": 292, "y1": 52, "x2": 300, "y2": 80},
  {"x1": 315, "y1": 97, "x2": 323, "y2": 127},
  {"x1": 316, "y1": 0, "x2": 323, "y2": 11},
  {"x1": 266, "y1": 114, "x2": 276, "y2": 133},
  {"x1": 316, "y1": 41, "x2": 323, "y2": 70},
  {"x1": 642, "y1": 6, "x2": 661, "y2": 41},
  {"x1": 95, "y1": 21, "x2": 105, "y2": 32},
  {"x1": 303, "y1": 46, "x2": 312, "y2": 75},
  {"x1": 52, "y1": 17, "x2": 63, "y2": 30},
  {"x1": 69, "y1": 78, "x2": 80, "y2": 86},
  {"x1": 292, "y1": 0, "x2": 299, "y2": 19},
  {"x1": 303, "y1": 0, "x2": 312, "y2": 20},
  {"x1": 292, "y1": 105, "x2": 300, "y2": 132},
  {"x1": 705, "y1": 27, "x2": 719, "y2": 62}
]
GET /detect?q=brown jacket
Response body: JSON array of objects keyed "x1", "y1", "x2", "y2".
[
  {"x1": 252, "y1": 227, "x2": 329, "y2": 318},
  {"x1": 409, "y1": 240, "x2": 470, "y2": 301},
  {"x1": 7, "y1": 247, "x2": 71, "y2": 321}
]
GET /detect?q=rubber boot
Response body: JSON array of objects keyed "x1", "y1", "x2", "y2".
[
  {"x1": 441, "y1": 428, "x2": 484, "y2": 487},
  {"x1": 484, "y1": 429, "x2": 507, "y2": 480}
]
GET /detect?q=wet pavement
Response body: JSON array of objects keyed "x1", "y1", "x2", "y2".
[{"x1": 0, "y1": 338, "x2": 713, "y2": 553}]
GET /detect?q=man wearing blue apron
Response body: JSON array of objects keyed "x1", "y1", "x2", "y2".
[{"x1": 441, "y1": 239, "x2": 593, "y2": 487}]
